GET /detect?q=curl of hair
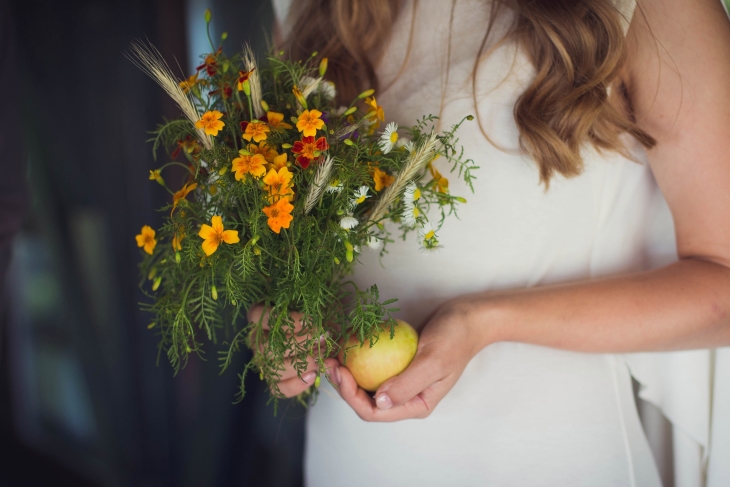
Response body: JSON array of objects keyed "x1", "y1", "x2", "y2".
[
  {"x1": 283, "y1": 0, "x2": 400, "y2": 103},
  {"x1": 281, "y1": 0, "x2": 656, "y2": 186}
]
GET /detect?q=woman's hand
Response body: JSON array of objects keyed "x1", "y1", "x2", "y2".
[
  {"x1": 248, "y1": 304, "x2": 339, "y2": 398},
  {"x1": 332, "y1": 300, "x2": 485, "y2": 421}
]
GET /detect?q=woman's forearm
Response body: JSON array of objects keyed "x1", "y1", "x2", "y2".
[{"x1": 463, "y1": 258, "x2": 730, "y2": 353}]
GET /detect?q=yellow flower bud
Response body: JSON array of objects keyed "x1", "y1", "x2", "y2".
[
  {"x1": 152, "y1": 276, "x2": 162, "y2": 291},
  {"x1": 281, "y1": 143, "x2": 292, "y2": 149},
  {"x1": 242, "y1": 79, "x2": 251, "y2": 96},
  {"x1": 314, "y1": 375, "x2": 321, "y2": 387},
  {"x1": 343, "y1": 139, "x2": 354, "y2": 146},
  {"x1": 334, "y1": 257, "x2": 340, "y2": 265},
  {"x1": 147, "y1": 322, "x2": 156, "y2": 329},
  {"x1": 218, "y1": 166, "x2": 228, "y2": 175},
  {"x1": 250, "y1": 235, "x2": 260, "y2": 245},
  {"x1": 253, "y1": 247, "x2": 261, "y2": 256},
  {"x1": 175, "y1": 252, "x2": 181, "y2": 263},
  {"x1": 466, "y1": 115, "x2": 474, "y2": 121},
  {"x1": 259, "y1": 370, "x2": 264, "y2": 380},
  {"x1": 346, "y1": 249, "x2": 354, "y2": 262},
  {"x1": 344, "y1": 241, "x2": 354, "y2": 252},
  {"x1": 357, "y1": 89, "x2": 375, "y2": 99},
  {"x1": 343, "y1": 106, "x2": 357, "y2": 116},
  {"x1": 238, "y1": 149, "x2": 252, "y2": 156},
  {"x1": 260, "y1": 100, "x2": 269, "y2": 112},
  {"x1": 456, "y1": 197, "x2": 467, "y2": 203},
  {"x1": 319, "y1": 57, "x2": 328, "y2": 77},
  {"x1": 221, "y1": 31, "x2": 228, "y2": 40},
  {"x1": 204, "y1": 8, "x2": 211, "y2": 23},
  {"x1": 147, "y1": 267, "x2": 157, "y2": 280},
  {"x1": 211, "y1": 285, "x2": 218, "y2": 301}
]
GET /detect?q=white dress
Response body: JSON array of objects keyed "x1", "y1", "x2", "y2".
[{"x1": 270, "y1": 1, "x2": 730, "y2": 485}]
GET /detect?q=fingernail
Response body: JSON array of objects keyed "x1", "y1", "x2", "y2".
[
  {"x1": 334, "y1": 366, "x2": 341, "y2": 386},
  {"x1": 326, "y1": 366, "x2": 340, "y2": 386},
  {"x1": 375, "y1": 393, "x2": 392, "y2": 410},
  {"x1": 303, "y1": 372, "x2": 316, "y2": 384}
]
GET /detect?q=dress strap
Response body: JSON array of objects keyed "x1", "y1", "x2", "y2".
[{"x1": 612, "y1": 0, "x2": 638, "y2": 34}]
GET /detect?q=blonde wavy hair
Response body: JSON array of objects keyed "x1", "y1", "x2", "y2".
[{"x1": 281, "y1": 0, "x2": 656, "y2": 185}]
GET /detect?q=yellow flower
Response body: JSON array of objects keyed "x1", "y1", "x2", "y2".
[
  {"x1": 365, "y1": 96, "x2": 385, "y2": 129},
  {"x1": 296, "y1": 109, "x2": 324, "y2": 137},
  {"x1": 263, "y1": 167, "x2": 294, "y2": 202},
  {"x1": 232, "y1": 153, "x2": 267, "y2": 181},
  {"x1": 262, "y1": 198, "x2": 294, "y2": 234},
  {"x1": 149, "y1": 169, "x2": 165, "y2": 185},
  {"x1": 198, "y1": 215, "x2": 240, "y2": 256},
  {"x1": 247, "y1": 141, "x2": 279, "y2": 163},
  {"x1": 268, "y1": 153, "x2": 288, "y2": 171},
  {"x1": 172, "y1": 182, "x2": 197, "y2": 214},
  {"x1": 179, "y1": 72, "x2": 205, "y2": 94},
  {"x1": 429, "y1": 162, "x2": 449, "y2": 193},
  {"x1": 135, "y1": 225, "x2": 157, "y2": 255},
  {"x1": 266, "y1": 111, "x2": 293, "y2": 130},
  {"x1": 172, "y1": 227, "x2": 185, "y2": 251},
  {"x1": 242, "y1": 121, "x2": 270, "y2": 142},
  {"x1": 195, "y1": 110, "x2": 225, "y2": 136},
  {"x1": 292, "y1": 85, "x2": 307, "y2": 108},
  {"x1": 372, "y1": 167, "x2": 395, "y2": 192}
]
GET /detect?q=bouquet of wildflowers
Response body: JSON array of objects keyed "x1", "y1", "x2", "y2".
[{"x1": 130, "y1": 13, "x2": 476, "y2": 403}]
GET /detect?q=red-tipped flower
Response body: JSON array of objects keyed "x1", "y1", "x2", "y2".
[{"x1": 291, "y1": 136, "x2": 329, "y2": 168}]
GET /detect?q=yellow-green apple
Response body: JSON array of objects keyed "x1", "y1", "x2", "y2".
[{"x1": 339, "y1": 319, "x2": 418, "y2": 392}]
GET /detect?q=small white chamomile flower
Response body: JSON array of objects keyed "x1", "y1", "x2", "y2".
[
  {"x1": 340, "y1": 215, "x2": 359, "y2": 230},
  {"x1": 326, "y1": 179, "x2": 343, "y2": 193},
  {"x1": 418, "y1": 221, "x2": 436, "y2": 242},
  {"x1": 379, "y1": 122, "x2": 399, "y2": 154},
  {"x1": 402, "y1": 202, "x2": 420, "y2": 228},
  {"x1": 366, "y1": 235, "x2": 383, "y2": 250},
  {"x1": 350, "y1": 186, "x2": 370, "y2": 207},
  {"x1": 403, "y1": 182, "x2": 422, "y2": 204},
  {"x1": 404, "y1": 141, "x2": 415, "y2": 153},
  {"x1": 320, "y1": 81, "x2": 336, "y2": 100}
]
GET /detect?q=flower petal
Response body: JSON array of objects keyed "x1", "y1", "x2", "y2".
[
  {"x1": 198, "y1": 224, "x2": 216, "y2": 239},
  {"x1": 201, "y1": 238, "x2": 219, "y2": 256},
  {"x1": 221, "y1": 230, "x2": 240, "y2": 244},
  {"x1": 211, "y1": 216, "x2": 224, "y2": 233}
]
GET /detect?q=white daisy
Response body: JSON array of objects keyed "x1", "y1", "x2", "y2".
[
  {"x1": 367, "y1": 235, "x2": 383, "y2": 250},
  {"x1": 402, "y1": 202, "x2": 420, "y2": 228},
  {"x1": 320, "y1": 81, "x2": 336, "y2": 100},
  {"x1": 403, "y1": 182, "x2": 422, "y2": 204},
  {"x1": 326, "y1": 179, "x2": 343, "y2": 193},
  {"x1": 349, "y1": 186, "x2": 370, "y2": 208},
  {"x1": 418, "y1": 221, "x2": 436, "y2": 242},
  {"x1": 299, "y1": 76, "x2": 317, "y2": 92},
  {"x1": 379, "y1": 122, "x2": 399, "y2": 154},
  {"x1": 340, "y1": 215, "x2": 359, "y2": 230},
  {"x1": 418, "y1": 221, "x2": 441, "y2": 253},
  {"x1": 404, "y1": 140, "x2": 415, "y2": 153}
]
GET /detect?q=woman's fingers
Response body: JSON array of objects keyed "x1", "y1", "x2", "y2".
[
  {"x1": 247, "y1": 303, "x2": 305, "y2": 333},
  {"x1": 373, "y1": 348, "x2": 443, "y2": 409},
  {"x1": 276, "y1": 357, "x2": 339, "y2": 398},
  {"x1": 335, "y1": 365, "x2": 434, "y2": 421}
]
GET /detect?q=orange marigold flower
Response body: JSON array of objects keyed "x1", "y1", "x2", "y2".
[
  {"x1": 263, "y1": 167, "x2": 294, "y2": 203},
  {"x1": 365, "y1": 96, "x2": 385, "y2": 130},
  {"x1": 266, "y1": 111, "x2": 293, "y2": 130},
  {"x1": 262, "y1": 198, "x2": 294, "y2": 234},
  {"x1": 172, "y1": 182, "x2": 197, "y2": 214},
  {"x1": 242, "y1": 121, "x2": 270, "y2": 142},
  {"x1": 296, "y1": 109, "x2": 324, "y2": 137},
  {"x1": 171, "y1": 136, "x2": 202, "y2": 159},
  {"x1": 196, "y1": 52, "x2": 219, "y2": 76},
  {"x1": 247, "y1": 141, "x2": 279, "y2": 163},
  {"x1": 149, "y1": 169, "x2": 165, "y2": 186},
  {"x1": 292, "y1": 85, "x2": 307, "y2": 108},
  {"x1": 179, "y1": 72, "x2": 206, "y2": 94},
  {"x1": 195, "y1": 110, "x2": 225, "y2": 136},
  {"x1": 269, "y1": 153, "x2": 288, "y2": 171},
  {"x1": 172, "y1": 227, "x2": 185, "y2": 251},
  {"x1": 373, "y1": 167, "x2": 395, "y2": 192},
  {"x1": 429, "y1": 162, "x2": 449, "y2": 193},
  {"x1": 198, "y1": 215, "x2": 240, "y2": 256},
  {"x1": 232, "y1": 153, "x2": 267, "y2": 181},
  {"x1": 237, "y1": 69, "x2": 255, "y2": 91},
  {"x1": 291, "y1": 136, "x2": 329, "y2": 169},
  {"x1": 135, "y1": 225, "x2": 157, "y2": 255}
]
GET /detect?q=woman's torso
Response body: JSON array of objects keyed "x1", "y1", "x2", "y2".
[{"x1": 301, "y1": 1, "x2": 664, "y2": 485}]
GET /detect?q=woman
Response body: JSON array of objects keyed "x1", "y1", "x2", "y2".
[{"x1": 265, "y1": 0, "x2": 730, "y2": 485}]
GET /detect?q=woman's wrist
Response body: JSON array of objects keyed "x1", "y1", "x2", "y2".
[{"x1": 447, "y1": 293, "x2": 513, "y2": 356}]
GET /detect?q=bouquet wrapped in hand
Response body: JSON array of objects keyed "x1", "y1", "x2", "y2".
[{"x1": 130, "y1": 14, "x2": 476, "y2": 404}]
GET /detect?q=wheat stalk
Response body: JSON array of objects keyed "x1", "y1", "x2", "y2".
[
  {"x1": 242, "y1": 45, "x2": 264, "y2": 119},
  {"x1": 304, "y1": 155, "x2": 334, "y2": 215},
  {"x1": 369, "y1": 132, "x2": 438, "y2": 223},
  {"x1": 126, "y1": 40, "x2": 212, "y2": 150}
]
